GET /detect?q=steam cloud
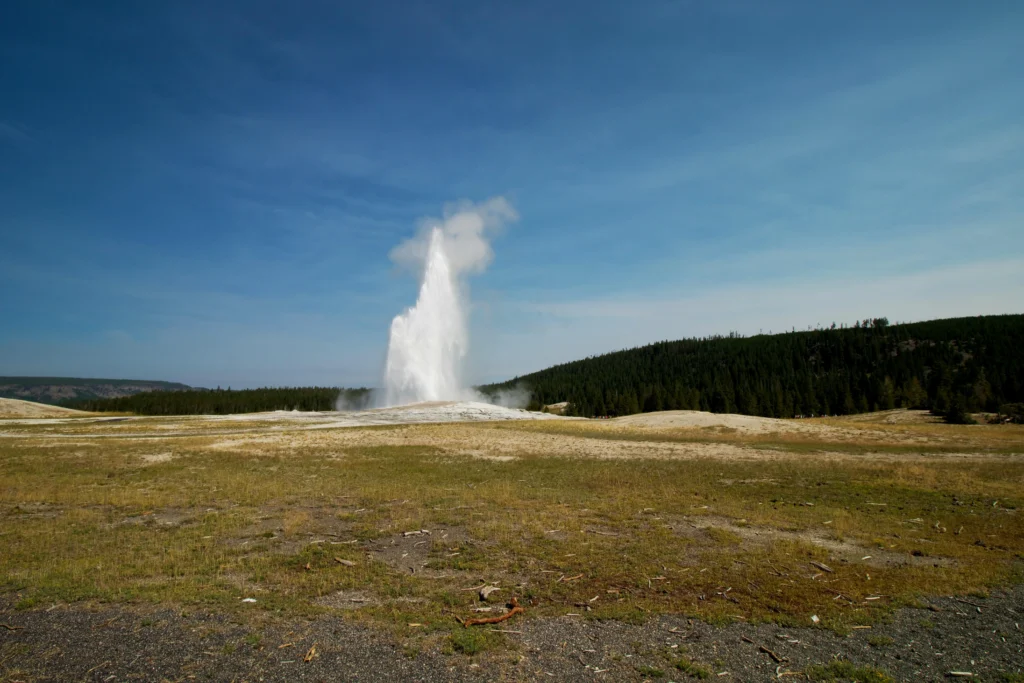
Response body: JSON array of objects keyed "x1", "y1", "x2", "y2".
[{"x1": 381, "y1": 198, "x2": 519, "y2": 407}]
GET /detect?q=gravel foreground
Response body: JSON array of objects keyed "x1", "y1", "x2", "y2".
[{"x1": 2, "y1": 588, "x2": 1022, "y2": 682}]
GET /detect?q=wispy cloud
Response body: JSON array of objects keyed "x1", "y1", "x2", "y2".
[
  {"x1": 475, "y1": 257, "x2": 1024, "y2": 380},
  {"x1": 0, "y1": 121, "x2": 30, "y2": 144}
]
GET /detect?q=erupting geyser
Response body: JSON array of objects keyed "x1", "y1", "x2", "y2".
[
  {"x1": 382, "y1": 198, "x2": 518, "y2": 407},
  {"x1": 383, "y1": 228, "x2": 466, "y2": 405}
]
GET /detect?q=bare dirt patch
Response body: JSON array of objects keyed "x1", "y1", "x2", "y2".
[
  {"x1": 138, "y1": 451, "x2": 174, "y2": 464},
  {"x1": 677, "y1": 515, "x2": 954, "y2": 570},
  {"x1": 120, "y1": 508, "x2": 196, "y2": 528},
  {"x1": 369, "y1": 527, "x2": 472, "y2": 576},
  {"x1": 313, "y1": 589, "x2": 380, "y2": 610}
]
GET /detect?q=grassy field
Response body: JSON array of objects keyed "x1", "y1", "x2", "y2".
[{"x1": 1, "y1": 410, "x2": 1022, "y2": 654}]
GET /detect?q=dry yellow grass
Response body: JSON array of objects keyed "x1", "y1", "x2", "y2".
[{"x1": 1, "y1": 410, "x2": 1021, "y2": 635}]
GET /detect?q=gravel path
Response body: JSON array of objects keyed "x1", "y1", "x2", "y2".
[{"x1": 2, "y1": 587, "x2": 1021, "y2": 681}]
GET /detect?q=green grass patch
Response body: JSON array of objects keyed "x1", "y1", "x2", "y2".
[
  {"x1": 447, "y1": 627, "x2": 504, "y2": 655},
  {"x1": 674, "y1": 655, "x2": 712, "y2": 679},
  {"x1": 636, "y1": 664, "x2": 665, "y2": 677},
  {"x1": 806, "y1": 660, "x2": 894, "y2": 683}
]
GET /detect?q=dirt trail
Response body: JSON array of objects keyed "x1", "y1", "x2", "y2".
[{"x1": 2, "y1": 588, "x2": 1021, "y2": 682}]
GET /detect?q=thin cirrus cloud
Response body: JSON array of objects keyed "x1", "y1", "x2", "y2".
[{"x1": 474, "y1": 257, "x2": 1024, "y2": 382}]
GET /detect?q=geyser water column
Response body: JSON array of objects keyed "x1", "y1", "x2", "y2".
[
  {"x1": 382, "y1": 198, "x2": 518, "y2": 406},
  {"x1": 383, "y1": 228, "x2": 466, "y2": 405}
]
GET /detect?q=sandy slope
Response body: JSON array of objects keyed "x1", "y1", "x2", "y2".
[
  {"x1": 611, "y1": 409, "x2": 810, "y2": 434},
  {"x1": 0, "y1": 397, "x2": 89, "y2": 418}
]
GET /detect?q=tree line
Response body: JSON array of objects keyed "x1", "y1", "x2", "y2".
[
  {"x1": 64, "y1": 387, "x2": 371, "y2": 415},
  {"x1": 481, "y1": 314, "x2": 1024, "y2": 422}
]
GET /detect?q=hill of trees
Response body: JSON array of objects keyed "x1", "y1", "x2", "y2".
[
  {"x1": 65, "y1": 387, "x2": 370, "y2": 415},
  {"x1": 481, "y1": 315, "x2": 1024, "y2": 421}
]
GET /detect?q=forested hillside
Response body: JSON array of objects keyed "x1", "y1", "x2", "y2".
[
  {"x1": 482, "y1": 315, "x2": 1024, "y2": 420},
  {"x1": 65, "y1": 387, "x2": 370, "y2": 415}
]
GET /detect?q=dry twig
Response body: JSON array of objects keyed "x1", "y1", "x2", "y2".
[
  {"x1": 759, "y1": 646, "x2": 785, "y2": 663},
  {"x1": 458, "y1": 597, "x2": 524, "y2": 627}
]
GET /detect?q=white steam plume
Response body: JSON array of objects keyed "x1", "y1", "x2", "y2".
[{"x1": 382, "y1": 198, "x2": 518, "y2": 407}]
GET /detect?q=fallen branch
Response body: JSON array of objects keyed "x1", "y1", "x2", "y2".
[
  {"x1": 458, "y1": 597, "x2": 524, "y2": 627},
  {"x1": 776, "y1": 666, "x2": 804, "y2": 679},
  {"x1": 759, "y1": 646, "x2": 785, "y2": 663}
]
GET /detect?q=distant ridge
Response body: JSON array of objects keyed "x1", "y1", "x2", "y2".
[{"x1": 0, "y1": 377, "x2": 192, "y2": 406}]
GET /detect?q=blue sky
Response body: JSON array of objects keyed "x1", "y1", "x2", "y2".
[{"x1": 1, "y1": 0, "x2": 1022, "y2": 389}]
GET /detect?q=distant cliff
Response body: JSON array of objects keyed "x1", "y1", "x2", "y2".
[{"x1": 0, "y1": 377, "x2": 192, "y2": 405}]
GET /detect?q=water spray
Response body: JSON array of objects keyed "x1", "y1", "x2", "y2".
[{"x1": 381, "y1": 198, "x2": 517, "y2": 407}]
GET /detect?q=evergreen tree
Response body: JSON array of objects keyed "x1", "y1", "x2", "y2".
[{"x1": 477, "y1": 315, "x2": 1024, "y2": 420}]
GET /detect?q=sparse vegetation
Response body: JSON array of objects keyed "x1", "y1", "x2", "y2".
[
  {"x1": 0, "y1": 411, "x2": 1021, "y2": 639},
  {"x1": 447, "y1": 627, "x2": 503, "y2": 655},
  {"x1": 806, "y1": 659, "x2": 894, "y2": 682},
  {"x1": 674, "y1": 656, "x2": 712, "y2": 679},
  {"x1": 636, "y1": 664, "x2": 665, "y2": 677}
]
